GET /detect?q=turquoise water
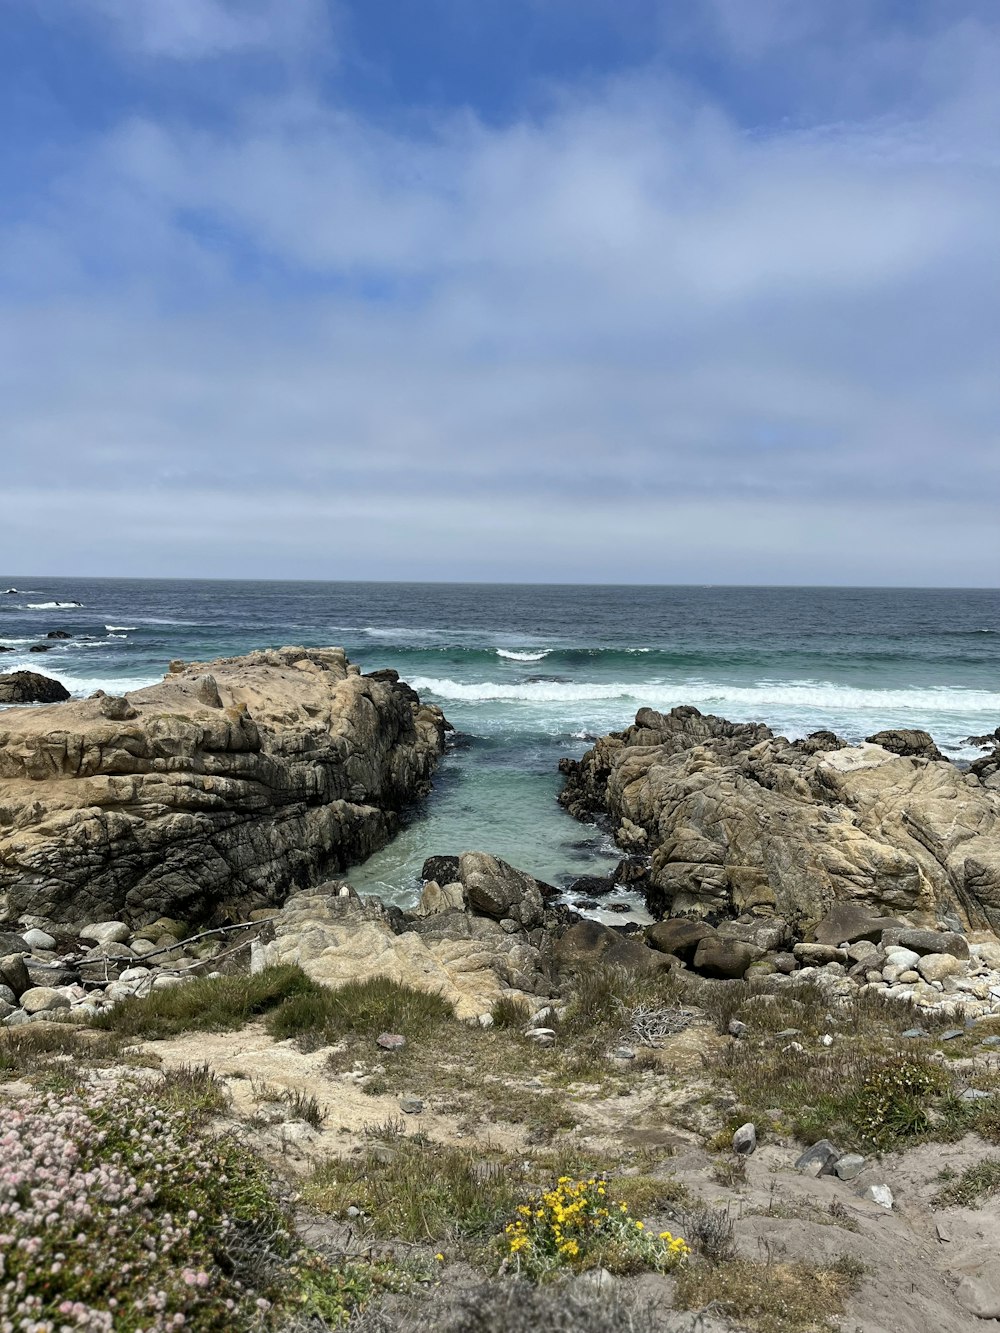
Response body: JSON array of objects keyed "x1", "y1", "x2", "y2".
[{"x1": 2, "y1": 579, "x2": 998, "y2": 907}]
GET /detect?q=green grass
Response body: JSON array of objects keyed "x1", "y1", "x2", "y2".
[
  {"x1": 305, "y1": 1139, "x2": 523, "y2": 1244},
  {"x1": 94, "y1": 964, "x2": 320, "y2": 1038},
  {"x1": 265, "y1": 973, "x2": 455, "y2": 1044}
]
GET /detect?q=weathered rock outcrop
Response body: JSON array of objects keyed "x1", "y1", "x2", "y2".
[
  {"x1": 0, "y1": 647, "x2": 448, "y2": 925},
  {"x1": 560, "y1": 705, "x2": 1000, "y2": 933},
  {"x1": 251, "y1": 882, "x2": 554, "y2": 1020},
  {"x1": 0, "y1": 671, "x2": 71, "y2": 704}
]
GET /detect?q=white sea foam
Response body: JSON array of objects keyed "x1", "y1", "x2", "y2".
[
  {"x1": 105, "y1": 625, "x2": 137, "y2": 632},
  {"x1": 496, "y1": 649, "x2": 551, "y2": 662},
  {"x1": 409, "y1": 675, "x2": 1000, "y2": 715},
  {"x1": 54, "y1": 672, "x2": 161, "y2": 698},
  {"x1": 26, "y1": 601, "x2": 82, "y2": 610}
]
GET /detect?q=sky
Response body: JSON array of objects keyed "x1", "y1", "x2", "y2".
[{"x1": 1, "y1": 0, "x2": 998, "y2": 585}]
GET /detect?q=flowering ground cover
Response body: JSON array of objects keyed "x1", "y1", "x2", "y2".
[{"x1": 0, "y1": 1071, "x2": 404, "y2": 1331}]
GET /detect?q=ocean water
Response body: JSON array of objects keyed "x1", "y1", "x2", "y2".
[{"x1": 2, "y1": 579, "x2": 998, "y2": 911}]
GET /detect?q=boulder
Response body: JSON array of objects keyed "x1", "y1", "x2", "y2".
[
  {"x1": 21, "y1": 929, "x2": 56, "y2": 951},
  {"x1": 646, "y1": 918, "x2": 717, "y2": 960},
  {"x1": 458, "y1": 852, "x2": 545, "y2": 929},
  {"x1": 252, "y1": 883, "x2": 551, "y2": 1021},
  {"x1": 20, "y1": 986, "x2": 70, "y2": 1014},
  {"x1": 0, "y1": 647, "x2": 448, "y2": 924},
  {"x1": 716, "y1": 917, "x2": 790, "y2": 952},
  {"x1": 692, "y1": 936, "x2": 754, "y2": 979},
  {"x1": 865, "y1": 729, "x2": 944, "y2": 761},
  {"x1": 417, "y1": 881, "x2": 465, "y2": 915},
  {"x1": 915, "y1": 952, "x2": 963, "y2": 983},
  {"x1": 0, "y1": 671, "x2": 70, "y2": 704},
  {"x1": 98, "y1": 695, "x2": 138, "y2": 721},
  {"x1": 0, "y1": 932, "x2": 28, "y2": 956},
  {"x1": 421, "y1": 855, "x2": 460, "y2": 885},
  {"x1": 555, "y1": 920, "x2": 663, "y2": 973},
  {"x1": 558, "y1": 704, "x2": 1000, "y2": 932},
  {"x1": 46, "y1": 630, "x2": 72, "y2": 640},
  {"x1": 882, "y1": 927, "x2": 970, "y2": 960},
  {"x1": 811, "y1": 903, "x2": 903, "y2": 948},
  {"x1": 793, "y1": 943, "x2": 849, "y2": 967},
  {"x1": 0, "y1": 955, "x2": 30, "y2": 998},
  {"x1": 79, "y1": 922, "x2": 131, "y2": 946}
]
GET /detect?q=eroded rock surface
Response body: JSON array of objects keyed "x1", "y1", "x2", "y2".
[
  {"x1": 0, "y1": 647, "x2": 448, "y2": 925},
  {"x1": 559, "y1": 705, "x2": 1000, "y2": 932},
  {"x1": 251, "y1": 882, "x2": 553, "y2": 1020}
]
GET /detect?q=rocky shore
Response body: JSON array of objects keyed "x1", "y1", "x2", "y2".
[
  {"x1": 559, "y1": 704, "x2": 1000, "y2": 931},
  {"x1": 0, "y1": 647, "x2": 448, "y2": 926}
]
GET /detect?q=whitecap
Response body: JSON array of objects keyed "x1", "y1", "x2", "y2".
[
  {"x1": 105, "y1": 625, "x2": 137, "y2": 632},
  {"x1": 409, "y1": 675, "x2": 1000, "y2": 715},
  {"x1": 26, "y1": 601, "x2": 82, "y2": 610},
  {"x1": 496, "y1": 649, "x2": 551, "y2": 662}
]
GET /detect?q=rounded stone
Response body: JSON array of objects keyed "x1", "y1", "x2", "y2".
[
  {"x1": 79, "y1": 921, "x2": 130, "y2": 946},
  {"x1": 22, "y1": 929, "x2": 56, "y2": 951},
  {"x1": 20, "y1": 986, "x2": 71, "y2": 1014}
]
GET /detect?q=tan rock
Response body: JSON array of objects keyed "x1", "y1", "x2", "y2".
[
  {"x1": 0, "y1": 647, "x2": 448, "y2": 925},
  {"x1": 251, "y1": 883, "x2": 549, "y2": 1021},
  {"x1": 915, "y1": 952, "x2": 963, "y2": 983},
  {"x1": 559, "y1": 705, "x2": 1000, "y2": 931}
]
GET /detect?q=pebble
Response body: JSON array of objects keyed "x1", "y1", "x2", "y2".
[
  {"x1": 834, "y1": 1153, "x2": 867, "y2": 1181},
  {"x1": 400, "y1": 1097, "x2": 424, "y2": 1115},
  {"x1": 732, "y1": 1123, "x2": 757, "y2": 1155},
  {"x1": 981, "y1": 1035, "x2": 1000, "y2": 1047},
  {"x1": 728, "y1": 1018, "x2": 749, "y2": 1038},
  {"x1": 941, "y1": 1029, "x2": 965, "y2": 1041},
  {"x1": 346, "y1": 1206, "x2": 361, "y2": 1218},
  {"x1": 960, "y1": 1089, "x2": 993, "y2": 1101},
  {"x1": 860, "y1": 1183, "x2": 893, "y2": 1210},
  {"x1": 775, "y1": 1028, "x2": 802, "y2": 1038},
  {"x1": 610, "y1": 1045, "x2": 636, "y2": 1060},
  {"x1": 901, "y1": 1028, "x2": 928, "y2": 1039},
  {"x1": 376, "y1": 1033, "x2": 406, "y2": 1051}
]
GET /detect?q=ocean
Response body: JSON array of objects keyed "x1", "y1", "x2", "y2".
[{"x1": 2, "y1": 579, "x2": 998, "y2": 914}]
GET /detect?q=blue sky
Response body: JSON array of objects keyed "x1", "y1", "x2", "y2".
[{"x1": 1, "y1": 0, "x2": 998, "y2": 583}]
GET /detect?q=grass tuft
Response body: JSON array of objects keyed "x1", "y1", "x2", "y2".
[
  {"x1": 266, "y1": 974, "x2": 455, "y2": 1044},
  {"x1": 675, "y1": 1256, "x2": 864, "y2": 1333},
  {"x1": 94, "y1": 964, "x2": 320, "y2": 1038}
]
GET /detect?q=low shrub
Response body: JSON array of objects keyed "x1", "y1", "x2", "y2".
[
  {"x1": 933, "y1": 1157, "x2": 1000, "y2": 1208},
  {"x1": 503, "y1": 1176, "x2": 690, "y2": 1280},
  {"x1": 675, "y1": 1256, "x2": 864, "y2": 1333},
  {"x1": 0, "y1": 1074, "x2": 413, "y2": 1330}
]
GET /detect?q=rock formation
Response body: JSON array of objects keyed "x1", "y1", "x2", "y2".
[
  {"x1": 0, "y1": 671, "x2": 71, "y2": 704},
  {"x1": 559, "y1": 705, "x2": 1000, "y2": 933},
  {"x1": 0, "y1": 647, "x2": 448, "y2": 925}
]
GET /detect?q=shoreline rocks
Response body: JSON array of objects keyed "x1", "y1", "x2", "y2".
[
  {"x1": 0, "y1": 646, "x2": 449, "y2": 925},
  {"x1": 559, "y1": 704, "x2": 1000, "y2": 933},
  {"x1": 0, "y1": 670, "x2": 71, "y2": 704}
]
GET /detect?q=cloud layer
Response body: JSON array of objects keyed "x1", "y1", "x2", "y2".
[{"x1": 2, "y1": 0, "x2": 997, "y2": 581}]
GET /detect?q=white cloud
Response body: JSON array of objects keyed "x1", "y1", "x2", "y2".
[
  {"x1": 1, "y1": 9, "x2": 998, "y2": 581},
  {"x1": 85, "y1": 0, "x2": 333, "y2": 62}
]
